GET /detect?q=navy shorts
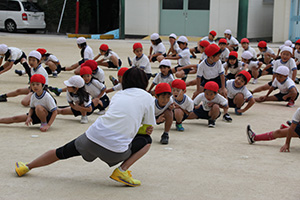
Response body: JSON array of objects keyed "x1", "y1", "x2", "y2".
[
  {"x1": 226, "y1": 73, "x2": 236, "y2": 80},
  {"x1": 14, "y1": 52, "x2": 27, "y2": 65},
  {"x1": 172, "y1": 110, "x2": 189, "y2": 122},
  {"x1": 45, "y1": 64, "x2": 62, "y2": 74},
  {"x1": 92, "y1": 95, "x2": 110, "y2": 111},
  {"x1": 200, "y1": 76, "x2": 222, "y2": 88},
  {"x1": 274, "y1": 92, "x2": 299, "y2": 101},
  {"x1": 151, "y1": 53, "x2": 166, "y2": 62},
  {"x1": 107, "y1": 59, "x2": 122, "y2": 68},
  {"x1": 294, "y1": 124, "x2": 300, "y2": 137},
  {"x1": 71, "y1": 105, "x2": 94, "y2": 117},
  {"x1": 27, "y1": 108, "x2": 53, "y2": 125},
  {"x1": 193, "y1": 105, "x2": 220, "y2": 119},
  {"x1": 194, "y1": 46, "x2": 201, "y2": 54},
  {"x1": 174, "y1": 65, "x2": 191, "y2": 75}
]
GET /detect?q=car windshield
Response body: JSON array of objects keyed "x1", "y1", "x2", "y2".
[{"x1": 22, "y1": 2, "x2": 42, "y2": 12}]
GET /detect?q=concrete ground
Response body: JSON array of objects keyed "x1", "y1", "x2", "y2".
[{"x1": 0, "y1": 33, "x2": 300, "y2": 200}]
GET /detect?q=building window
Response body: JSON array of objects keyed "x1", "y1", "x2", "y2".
[
  {"x1": 188, "y1": 0, "x2": 210, "y2": 10},
  {"x1": 162, "y1": 0, "x2": 183, "y2": 10}
]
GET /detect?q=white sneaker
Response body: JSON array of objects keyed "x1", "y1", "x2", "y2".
[
  {"x1": 97, "y1": 110, "x2": 106, "y2": 115},
  {"x1": 80, "y1": 116, "x2": 88, "y2": 124},
  {"x1": 251, "y1": 79, "x2": 257, "y2": 84}
]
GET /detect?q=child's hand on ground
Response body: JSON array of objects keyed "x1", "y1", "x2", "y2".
[
  {"x1": 280, "y1": 144, "x2": 290, "y2": 152},
  {"x1": 40, "y1": 124, "x2": 50, "y2": 132},
  {"x1": 25, "y1": 117, "x2": 32, "y2": 126}
]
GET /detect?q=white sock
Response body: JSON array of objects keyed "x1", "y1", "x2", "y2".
[{"x1": 118, "y1": 166, "x2": 126, "y2": 172}]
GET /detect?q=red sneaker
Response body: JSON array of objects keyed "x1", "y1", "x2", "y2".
[{"x1": 286, "y1": 100, "x2": 295, "y2": 107}]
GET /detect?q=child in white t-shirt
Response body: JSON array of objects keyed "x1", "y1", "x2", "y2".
[
  {"x1": 257, "y1": 41, "x2": 276, "y2": 64},
  {"x1": 224, "y1": 29, "x2": 239, "y2": 52},
  {"x1": 94, "y1": 44, "x2": 122, "y2": 70},
  {"x1": 188, "y1": 81, "x2": 230, "y2": 127},
  {"x1": 131, "y1": 43, "x2": 152, "y2": 80},
  {"x1": 218, "y1": 38, "x2": 230, "y2": 63},
  {"x1": 148, "y1": 33, "x2": 166, "y2": 62},
  {"x1": 241, "y1": 51, "x2": 262, "y2": 84},
  {"x1": 171, "y1": 79, "x2": 193, "y2": 131},
  {"x1": 15, "y1": 67, "x2": 156, "y2": 188},
  {"x1": 246, "y1": 107, "x2": 300, "y2": 152},
  {"x1": 241, "y1": 38, "x2": 256, "y2": 59},
  {"x1": 106, "y1": 67, "x2": 128, "y2": 93},
  {"x1": 167, "y1": 33, "x2": 180, "y2": 56},
  {"x1": 190, "y1": 30, "x2": 216, "y2": 58},
  {"x1": 255, "y1": 66, "x2": 298, "y2": 107},
  {"x1": 224, "y1": 51, "x2": 244, "y2": 80}
]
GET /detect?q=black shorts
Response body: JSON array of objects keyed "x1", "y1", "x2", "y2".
[
  {"x1": 78, "y1": 59, "x2": 85, "y2": 65},
  {"x1": 228, "y1": 98, "x2": 245, "y2": 108},
  {"x1": 27, "y1": 108, "x2": 53, "y2": 125},
  {"x1": 226, "y1": 73, "x2": 236, "y2": 80},
  {"x1": 194, "y1": 46, "x2": 201, "y2": 54},
  {"x1": 14, "y1": 52, "x2": 27, "y2": 65},
  {"x1": 45, "y1": 64, "x2": 62, "y2": 74},
  {"x1": 294, "y1": 124, "x2": 300, "y2": 137},
  {"x1": 172, "y1": 110, "x2": 189, "y2": 122},
  {"x1": 71, "y1": 105, "x2": 94, "y2": 117},
  {"x1": 258, "y1": 57, "x2": 273, "y2": 65},
  {"x1": 92, "y1": 95, "x2": 110, "y2": 111},
  {"x1": 151, "y1": 53, "x2": 166, "y2": 62},
  {"x1": 274, "y1": 92, "x2": 299, "y2": 101},
  {"x1": 193, "y1": 105, "x2": 220, "y2": 119},
  {"x1": 146, "y1": 73, "x2": 152, "y2": 80},
  {"x1": 232, "y1": 46, "x2": 239, "y2": 52},
  {"x1": 200, "y1": 76, "x2": 222, "y2": 88},
  {"x1": 107, "y1": 59, "x2": 122, "y2": 68}
]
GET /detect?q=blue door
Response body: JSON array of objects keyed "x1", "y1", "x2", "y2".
[
  {"x1": 160, "y1": 0, "x2": 210, "y2": 36},
  {"x1": 289, "y1": 0, "x2": 300, "y2": 42}
]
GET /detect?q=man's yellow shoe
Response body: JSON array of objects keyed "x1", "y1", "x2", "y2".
[
  {"x1": 15, "y1": 162, "x2": 29, "y2": 177},
  {"x1": 110, "y1": 168, "x2": 141, "y2": 187}
]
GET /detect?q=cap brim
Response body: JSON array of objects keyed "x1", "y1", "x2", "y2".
[{"x1": 64, "y1": 80, "x2": 73, "y2": 87}]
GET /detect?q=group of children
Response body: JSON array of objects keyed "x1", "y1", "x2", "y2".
[{"x1": 1, "y1": 30, "x2": 300, "y2": 187}]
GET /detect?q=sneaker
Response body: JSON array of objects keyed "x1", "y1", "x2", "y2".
[
  {"x1": 80, "y1": 116, "x2": 88, "y2": 124},
  {"x1": 208, "y1": 119, "x2": 215, "y2": 128},
  {"x1": 235, "y1": 108, "x2": 242, "y2": 115},
  {"x1": 14, "y1": 69, "x2": 23, "y2": 76},
  {"x1": 160, "y1": 132, "x2": 169, "y2": 144},
  {"x1": 109, "y1": 75, "x2": 118, "y2": 86},
  {"x1": 127, "y1": 56, "x2": 132, "y2": 66},
  {"x1": 286, "y1": 120, "x2": 292, "y2": 126},
  {"x1": 251, "y1": 79, "x2": 257, "y2": 84},
  {"x1": 110, "y1": 168, "x2": 141, "y2": 187},
  {"x1": 176, "y1": 123, "x2": 184, "y2": 131},
  {"x1": 286, "y1": 99, "x2": 295, "y2": 107},
  {"x1": 295, "y1": 77, "x2": 299, "y2": 84},
  {"x1": 15, "y1": 161, "x2": 30, "y2": 177},
  {"x1": 0, "y1": 95, "x2": 7, "y2": 102},
  {"x1": 246, "y1": 125, "x2": 256, "y2": 144},
  {"x1": 97, "y1": 110, "x2": 106, "y2": 115},
  {"x1": 223, "y1": 113, "x2": 232, "y2": 122},
  {"x1": 48, "y1": 86, "x2": 61, "y2": 96},
  {"x1": 117, "y1": 66, "x2": 121, "y2": 70},
  {"x1": 52, "y1": 71, "x2": 58, "y2": 78}
]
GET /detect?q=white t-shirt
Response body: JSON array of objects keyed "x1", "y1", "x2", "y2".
[
  {"x1": 84, "y1": 79, "x2": 106, "y2": 98},
  {"x1": 103, "y1": 51, "x2": 120, "y2": 61},
  {"x1": 223, "y1": 61, "x2": 244, "y2": 74},
  {"x1": 243, "y1": 46, "x2": 257, "y2": 59},
  {"x1": 153, "y1": 72, "x2": 175, "y2": 85},
  {"x1": 272, "y1": 77, "x2": 298, "y2": 94},
  {"x1": 31, "y1": 65, "x2": 49, "y2": 85},
  {"x1": 83, "y1": 45, "x2": 94, "y2": 60},
  {"x1": 292, "y1": 108, "x2": 300, "y2": 123},
  {"x1": 92, "y1": 67, "x2": 105, "y2": 83},
  {"x1": 200, "y1": 36, "x2": 215, "y2": 44},
  {"x1": 7, "y1": 47, "x2": 22, "y2": 62},
  {"x1": 219, "y1": 48, "x2": 230, "y2": 62},
  {"x1": 172, "y1": 94, "x2": 194, "y2": 113},
  {"x1": 272, "y1": 58, "x2": 297, "y2": 79},
  {"x1": 194, "y1": 93, "x2": 228, "y2": 111},
  {"x1": 197, "y1": 59, "x2": 224, "y2": 80},
  {"x1": 170, "y1": 42, "x2": 180, "y2": 53},
  {"x1": 42, "y1": 54, "x2": 59, "y2": 63},
  {"x1": 113, "y1": 83, "x2": 122, "y2": 91},
  {"x1": 66, "y1": 91, "x2": 92, "y2": 107},
  {"x1": 30, "y1": 90, "x2": 57, "y2": 112},
  {"x1": 227, "y1": 36, "x2": 239, "y2": 46},
  {"x1": 152, "y1": 43, "x2": 166, "y2": 54},
  {"x1": 258, "y1": 47, "x2": 275, "y2": 57},
  {"x1": 226, "y1": 79, "x2": 253, "y2": 100},
  {"x1": 200, "y1": 53, "x2": 207, "y2": 61},
  {"x1": 132, "y1": 54, "x2": 152, "y2": 74},
  {"x1": 86, "y1": 88, "x2": 156, "y2": 152},
  {"x1": 178, "y1": 48, "x2": 191, "y2": 66},
  {"x1": 154, "y1": 98, "x2": 174, "y2": 117},
  {"x1": 247, "y1": 61, "x2": 260, "y2": 71}
]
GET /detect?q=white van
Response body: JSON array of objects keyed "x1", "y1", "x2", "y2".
[{"x1": 0, "y1": 0, "x2": 46, "y2": 33}]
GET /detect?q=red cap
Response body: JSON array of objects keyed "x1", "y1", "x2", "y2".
[
  {"x1": 133, "y1": 42, "x2": 143, "y2": 50},
  {"x1": 296, "y1": 39, "x2": 300, "y2": 44},
  {"x1": 155, "y1": 83, "x2": 172, "y2": 95},
  {"x1": 258, "y1": 41, "x2": 267, "y2": 48},
  {"x1": 200, "y1": 40, "x2": 210, "y2": 48},
  {"x1": 218, "y1": 38, "x2": 227, "y2": 44},
  {"x1": 36, "y1": 48, "x2": 47, "y2": 56},
  {"x1": 229, "y1": 51, "x2": 238, "y2": 58},
  {"x1": 83, "y1": 60, "x2": 98, "y2": 71},
  {"x1": 241, "y1": 38, "x2": 249, "y2": 44},
  {"x1": 117, "y1": 67, "x2": 129, "y2": 76},
  {"x1": 205, "y1": 44, "x2": 220, "y2": 57},
  {"x1": 80, "y1": 66, "x2": 92, "y2": 76},
  {"x1": 30, "y1": 74, "x2": 46, "y2": 85},
  {"x1": 99, "y1": 44, "x2": 109, "y2": 51},
  {"x1": 204, "y1": 81, "x2": 219, "y2": 92},
  {"x1": 171, "y1": 79, "x2": 186, "y2": 90},
  {"x1": 238, "y1": 70, "x2": 251, "y2": 84},
  {"x1": 209, "y1": 30, "x2": 217, "y2": 37}
]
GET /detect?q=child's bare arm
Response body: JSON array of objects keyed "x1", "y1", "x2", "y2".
[
  {"x1": 283, "y1": 87, "x2": 297, "y2": 100},
  {"x1": 240, "y1": 97, "x2": 255, "y2": 113},
  {"x1": 147, "y1": 83, "x2": 155, "y2": 93},
  {"x1": 93, "y1": 54, "x2": 101, "y2": 61},
  {"x1": 280, "y1": 123, "x2": 297, "y2": 152}
]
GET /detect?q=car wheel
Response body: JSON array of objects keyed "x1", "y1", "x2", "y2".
[{"x1": 5, "y1": 20, "x2": 17, "y2": 33}]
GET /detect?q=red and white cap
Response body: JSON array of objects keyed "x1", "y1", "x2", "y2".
[
  {"x1": 258, "y1": 41, "x2": 267, "y2": 48},
  {"x1": 159, "y1": 59, "x2": 171, "y2": 67},
  {"x1": 171, "y1": 79, "x2": 186, "y2": 90},
  {"x1": 281, "y1": 46, "x2": 293, "y2": 55},
  {"x1": 204, "y1": 81, "x2": 219, "y2": 92},
  {"x1": 0, "y1": 44, "x2": 8, "y2": 54},
  {"x1": 80, "y1": 66, "x2": 92, "y2": 76},
  {"x1": 209, "y1": 30, "x2": 217, "y2": 37},
  {"x1": 204, "y1": 44, "x2": 220, "y2": 57},
  {"x1": 155, "y1": 83, "x2": 172, "y2": 95},
  {"x1": 28, "y1": 50, "x2": 42, "y2": 60},
  {"x1": 177, "y1": 36, "x2": 188, "y2": 43},
  {"x1": 117, "y1": 67, "x2": 129, "y2": 76},
  {"x1": 64, "y1": 75, "x2": 85, "y2": 88},
  {"x1": 150, "y1": 33, "x2": 160, "y2": 40},
  {"x1": 30, "y1": 74, "x2": 46, "y2": 84},
  {"x1": 133, "y1": 43, "x2": 143, "y2": 50},
  {"x1": 76, "y1": 37, "x2": 86, "y2": 44},
  {"x1": 99, "y1": 44, "x2": 109, "y2": 51},
  {"x1": 241, "y1": 38, "x2": 249, "y2": 44},
  {"x1": 241, "y1": 51, "x2": 253, "y2": 60},
  {"x1": 200, "y1": 40, "x2": 210, "y2": 47},
  {"x1": 218, "y1": 38, "x2": 227, "y2": 44},
  {"x1": 224, "y1": 29, "x2": 232, "y2": 35},
  {"x1": 169, "y1": 33, "x2": 177, "y2": 39},
  {"x1": 275, "y1": 66, "x2": 289, "y2": 76}
]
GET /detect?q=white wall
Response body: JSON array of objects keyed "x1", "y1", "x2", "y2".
[
  {"x1": 272, "y1": 0, "x2": 290, "y2": 42},
  {"x1": 247, "y1": 0, "x2": 273, "y2": 38},
  {"x1": 209, "y1": 0, "x2": 239, "y2": 38},
  {"x1": 125, "y1": 0, "x2": 160, "y2": 35}
]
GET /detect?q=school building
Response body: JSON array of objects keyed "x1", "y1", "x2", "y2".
[{"x1": 124, "y1": 0, "x2": 299, "y2": 43}]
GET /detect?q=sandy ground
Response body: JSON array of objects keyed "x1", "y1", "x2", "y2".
[{"x1": 1, "y1": 32, "x2": 300, "y2": 200}]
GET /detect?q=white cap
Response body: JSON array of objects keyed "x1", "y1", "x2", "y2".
[
  {"x1": 28, "y1": 50, "x2": 41, "y2": 60},
  {"x1": 159, "y1": 59, "x2": 171, "y2": 67},
  {"x1": 64, "y1": 75, "x2": 85, "y2": 88},
  {"x1": 76, "y1": 37, "x2": 86, "y2": 44},
  {"x1": 169, "y1": 33, "x2": 177, "y2": 39},
  {"x1": 284, "y1": 40, "x2": 292, "y2": 47},
  {"x1": 281, "y1": 46, "x2": 293, "y2": 55},
  {"x1": 275, "y1": 66, "x2": 289, "y2": 76},
  {"x1": 224, "y1": 29, "x2": 232, "y2": 35},
  {"x1": 0, "y1": 44, "x2": 8, "y2": 54},
  {"x1": 150, "y1": 33, "x2": 160, "y2": 40},
  {"x1": 241, "y1": 51, "x2": 253, "y2": 60},
  {"x1": 177, "y1": 36, "x2": 188, "y2": 43}
]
